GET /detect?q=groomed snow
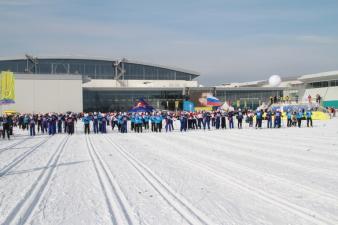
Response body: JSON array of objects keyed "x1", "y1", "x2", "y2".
[{"x1": 1, "y1": 118, "x2": 338, "y2": 225}]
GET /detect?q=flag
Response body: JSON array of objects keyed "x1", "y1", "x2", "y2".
[
  {"x1": 128, "y1": 98, "x2": 154, "y2": 113},
  {"x1": 0, "y1": 71, "x2": 15, "y2": 105},
  {"x1": 206, "y1": 96, "x2": 221, "y2": 106},
  {"x1": 183, "y1": 100, "x2": 195, "y2": 112}
]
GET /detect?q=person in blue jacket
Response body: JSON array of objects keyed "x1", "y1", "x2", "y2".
[
  {"x1": 255, "y1": 109, "x2": 263, "y2": 129},
  {"x1": 296, "y1": 109, "x2": 304, "y2": 128},
  {"x1": 117, "y1": 113, "x2": 123, "y2": 132},
  {"x1": 143, "y1": 113, "x2": 150, "y2": 131},
  {"x1": 134, "y1": 113, "x2": 143, "y2": 133},
  {"x1": 306, "y1": 108, "x2": 313, "y2": 127},
  {"x1": 154, "y1": 113, "x2": 163, "y2": 132},
  {"x1": 286, "y1": 109, "x2": 292, "y2": 127},
  {"x1": 23, "y1": 115, "x2": 29, "y2": 130},
  {"x1": 150, "y1": 113, "x2": 156, "y2": 132},
  {"x1": 82, "y1": 113, "x2": 91, "y2": 134}
]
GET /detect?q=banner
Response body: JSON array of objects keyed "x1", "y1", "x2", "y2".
[
  {"x1": 183, "y1": 100, "x2": 195, "y2": 112},
  {"x1": 0, "y1": 71, "x2": 15, "y2": 105}
]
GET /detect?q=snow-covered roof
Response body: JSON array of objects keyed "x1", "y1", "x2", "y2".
[{"x1": 298, "y1": 71, "x2": 338, "y2": 82}]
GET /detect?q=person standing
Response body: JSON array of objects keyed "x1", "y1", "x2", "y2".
[
  {"x1": 306, "y1": 108, "x2": 313, "y2": 127},
  {"x1": 215, "y1": 111, "x2": 221, "y2": 129},
  {"x1": 228, "y1": 110, "x2": 234, "y2": 129},
  {"x1": 165, "y1": 114, "x2": 173, "y2": 132},
  {"x1": 221, "y1": 111, "x2": 227, "y2": 129},
  {"x1": 23, "y1": 114, "x2": 29, "y2": 130},
  {"x1": 143, "y1": 113, "x2": 150, "y2": 131},
  {"x1": 286, "y1": 110, "x2": 292, "y2": 127},
  {"x1": 274, "y1": 109, "x2": 282, "y2": 128},
  {"x1": 296, "y1": 109, "x2": 303, "y2": 128},
  {"x1": 57, "y1": 114, "x2": 63, "y2": 133},
  {"x1": 150, "y1": 113, "x2": 156, "y2": 132},
  {"x1": 121, "y1": 114, "x2": 128, "y2": 133},
  {"x1": 134, "y1": 113, "x2": 142, "y2": 133},
  {"x1": 266, "y1": 110, "x2": 273, "y2": 128},
  {"x1": 130, "y1": 113, "x2": 135, "y2": 132},
  {"x1": 180, "y1": 112, "x2": 188, "y2": 132},
  {"x1": 101, "y1": 114, "x2": 107, "y2": 133},
  {"x1": 66, "y1": 115, "x2": 75, "y2": 135},
  {"x1": 2, "y1": 115, "x2": 11, "y2": 139},
  {"x1": 203, "y1": 111, "x2": 211, "y2": 130},
  {"x1": 155, "y1": 113, "x2": 163, "y2": 132},
  {"x1": 197, "y1": 112, "x2": 203, "y2": 129},
  {"x1": 255, "y1": 109, "x2": 263, "y2": 129},
  {"x1": 93, "y1": 112, "x2": 99, "y2": 134},
  {"x1": 29, "y1": 115, "x2": 36, "y2": 136},
  {"x1": 37, "y1": 114, "x2": 42, "y2": 133},
  {"x1": 237, "y1": 109, "x2": 243, "y2": 129},
  {"x1": 82, "y1": 113, "x2": 91, "y2": 134}
]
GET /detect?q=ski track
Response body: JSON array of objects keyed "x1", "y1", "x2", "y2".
[
  {"x1": 134, "y1": 134, "x2": 338, "y2": 224},
  {"x1": 1, "y1": 119, "x2": 337, "y2": 225},
  {"x1": 0, "y1": 137, "x2": 31, "y2": 155},
  {"x1": 165, "y1": 131, "x2": 338, "y2": 196},
  {"x1": 85, "y1": 135, "x2": 137, "y2": 225},
  {"x1": 0, "y1": 136, "x2": 52, "y2": 177},
  {"x1": 135, "y1": 133, "x2": 338, "y2": 202},
  {"x1": 1, "y1": 135, "x2": 69, "y2": 225},
  {"x1": 186, "y1": 132, "x2": 338, "y2": 177},
  {"x1": 103, "y1": 135, "x2": 215, "y2": 225}
]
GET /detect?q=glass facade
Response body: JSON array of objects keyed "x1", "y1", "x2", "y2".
[
  {"x1": 83, "y1": 89, "x2": 184, "y2": 112},
  {"x1": 83, "y1": 88, "x2": 283, "y2": 112},
  {"x1": 215, "y1": 89, "x2": 283, "y2": 109},
  {"x1": 308, "y1": 80, "x2": 338, "y2": 88},
  {"x1": 0, "y1": 59, "x2": 198, "y2": 81}
]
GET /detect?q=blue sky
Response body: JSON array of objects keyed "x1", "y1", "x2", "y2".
[{"x1": 1, "y1": 0, "x2": 338, "y2": 85}]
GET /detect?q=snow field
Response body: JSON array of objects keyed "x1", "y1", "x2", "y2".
[{"x1": 0, "y1": 118, "x2": 337, "y2": 225}]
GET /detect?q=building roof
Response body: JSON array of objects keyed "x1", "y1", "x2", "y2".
[
  {"x1": 0, "y1": 55, "x2": 200, "y2": 77},
  {"x1": 298, "y1": 71, "x2": 338, "y2": 82}
]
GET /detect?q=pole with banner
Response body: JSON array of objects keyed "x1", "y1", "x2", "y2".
[{"x1": 0, "y1": 71, "x2": 16, "y2": 114}]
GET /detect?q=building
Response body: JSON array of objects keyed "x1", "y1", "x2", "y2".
[
  {"x1": 0, "y1": 56, "x2": 200, "y2": 112},
  {"x1": 6, "y1": 55, "x2": 336, "y2": 113},
  {"x1": 221, "y1": 71, "x2": 338, "y2": 108}
]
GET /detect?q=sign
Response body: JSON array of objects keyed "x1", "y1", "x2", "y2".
[{"x1": 0, "y1": 71, "x2": 15, "y2": 105}]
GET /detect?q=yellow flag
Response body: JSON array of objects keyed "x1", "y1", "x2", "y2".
[{"x1": 0, "y1": 71, "x2": 15, "y2": 104}]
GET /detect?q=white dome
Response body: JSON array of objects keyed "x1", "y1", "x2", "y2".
[{"x1": 268, "y1": 75, "x2": 282, "y2": 87}]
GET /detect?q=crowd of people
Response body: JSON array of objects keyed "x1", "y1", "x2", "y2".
[{"x1": 0, "y1": 106, "x2": 331, "y2": 140}]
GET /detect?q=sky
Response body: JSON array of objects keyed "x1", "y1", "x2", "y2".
[{"x1": 1, "y1": 0, "x2": 338, "y2": 85}]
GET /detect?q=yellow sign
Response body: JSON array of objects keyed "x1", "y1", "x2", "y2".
[
  {"x1": 175, "y1": 101, "x2": 179, "y2": 109},
  {"x1": 0, "y1": 71, "x2": 15, "y2": 104},
  {"x1": 194, "y1": 106, "x2": 213, "y2": 111}
]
